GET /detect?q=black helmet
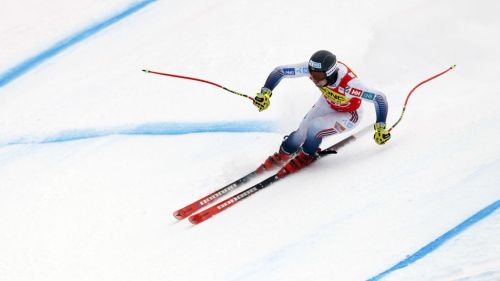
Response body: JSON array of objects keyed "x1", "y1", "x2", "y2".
[{"x1": 308, "y1": 50, "x2": 338, "y2": 85}]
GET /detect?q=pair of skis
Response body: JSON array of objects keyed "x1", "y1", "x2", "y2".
[{"x1": 173, "y1": 125, "x2": 373, "y2": 224}]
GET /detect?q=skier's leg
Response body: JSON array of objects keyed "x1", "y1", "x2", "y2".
[
  {"x1": 278, "y1": 107, "x2": 364, "y2": 176},
  {"x1": 258, "y1": 97, "x2": 332, "y2": 172},
  {"x1": 302, "y1": 108, "x2": 363, "y2": 154},
  {"x1": 281, "y1": 97, "x2": 334, "y2": 154}
]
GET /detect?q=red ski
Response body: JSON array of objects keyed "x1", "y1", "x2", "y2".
[
  {"x1": 189, "y1": 175, "x2": 278, "y2": 224},
  {"x1": 173, "y1": 171, "x2": 258, "y2": 219}
]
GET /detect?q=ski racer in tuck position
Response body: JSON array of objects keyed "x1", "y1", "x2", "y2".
[{"x1": 253, "y1": 50, "x2": 390, "y2": 176}]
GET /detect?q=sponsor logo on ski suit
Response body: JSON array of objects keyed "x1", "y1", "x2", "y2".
[{"x1": 319, "y1": 63, "x2": 361, "y2": 112}]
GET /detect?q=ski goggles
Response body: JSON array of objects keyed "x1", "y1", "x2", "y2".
[{"x1": 309, "y1": 71, "x2": 327, "y2": 86}]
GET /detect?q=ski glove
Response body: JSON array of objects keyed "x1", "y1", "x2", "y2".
[
  {"x1": 374, "y1": 122, "x2": 391, "y2": 145},
  {"x1": 253, "y1": 88, "x2": 272, "y2": 112}
]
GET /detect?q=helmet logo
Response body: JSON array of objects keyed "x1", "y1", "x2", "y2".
[
  {"x1": 309, "y1": 60, "x2": 322, "y2": 69},
  {"x1": 309, "y1": 60, "x2": 338, "y2": 76},
  {"x1": 326, "y1": 63, "x2": 338, "y2": 76}
]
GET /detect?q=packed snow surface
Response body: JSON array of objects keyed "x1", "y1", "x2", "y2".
[{"x1": 1, "y1": 0, "x2": 499, "y2": 280}]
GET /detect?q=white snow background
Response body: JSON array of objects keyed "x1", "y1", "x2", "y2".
[{"x1": 1, "y1": 0, "x2": 499, "y2": 280}]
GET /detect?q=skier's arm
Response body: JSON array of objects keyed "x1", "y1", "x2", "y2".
[
  {"x1": 262, "y1": 62, "x2": 309, "y2": 91},
  {"x1": 253, "y1": 62, "x2": 309, "y2": 112},
  {"x1": 347, "y1": 79, "x2": 388, "y2": 124},
  {"x1": 370, "y1": 91, "x2": 388, "y2": 124},
  {"x1": 347, "y1": 78, "x2": 391, "y2": 144}
]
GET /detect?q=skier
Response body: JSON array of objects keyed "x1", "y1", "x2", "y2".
[{"x1": 253, "y1": 50, "x2": 390, "y2": 176}]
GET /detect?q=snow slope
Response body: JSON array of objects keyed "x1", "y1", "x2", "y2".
[{"x1": 1, "y1": 0, "x2": 499, "y2": 280}]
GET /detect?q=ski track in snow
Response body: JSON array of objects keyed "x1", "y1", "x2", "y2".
[{"x1": 0, "y1": 121, "x2": 276, "y2": 146}]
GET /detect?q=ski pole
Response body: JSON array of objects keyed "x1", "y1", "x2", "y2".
[
  {"x1": 389, "y1": 64, "x2": 456, "y2": 132},
  {"x1": 142, "y1": 69, "x2": 254, "y2": 101}
]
